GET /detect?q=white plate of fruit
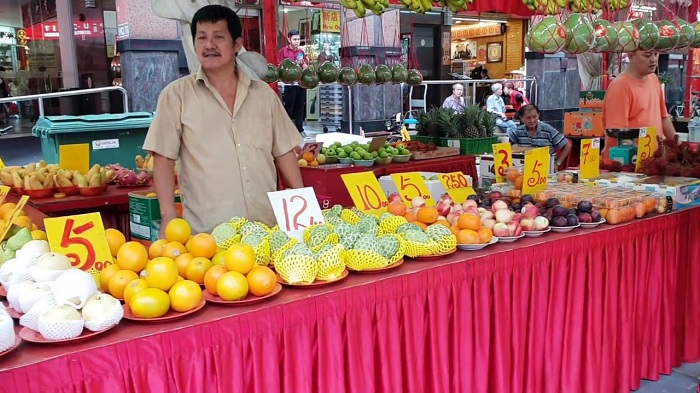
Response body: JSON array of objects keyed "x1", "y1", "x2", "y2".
[
  {"x1": 579, "y1": 218, "x2": 606, "y2": 229},
  {"x1": 457, "y1": 237, "x2": 498, "y2": 251},
  {"x1": 550, "y1": 224, "x2": 581, "y2": 233}
]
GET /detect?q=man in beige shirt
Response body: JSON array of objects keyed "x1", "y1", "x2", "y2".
[{"x1": 144, "y1": 5, "x2": 303, "y2": 234}]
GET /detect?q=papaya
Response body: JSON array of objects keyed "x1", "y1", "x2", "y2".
[{"x1": 374, "y1": 64, "x2": 392, "y2": 84}]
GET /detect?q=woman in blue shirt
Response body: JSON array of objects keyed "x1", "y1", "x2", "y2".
[{"x1": 486, "y1": 83, "x2": 517, "y2": 134}]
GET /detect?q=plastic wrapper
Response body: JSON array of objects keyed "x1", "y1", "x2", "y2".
[
  {"x1": 526, "y1": 16, "x2": 567, "y2": 54},
  {"x1": 611, "y1": 21, "x2": 640, "y2": 53},
  {"x1": 591, "y1": 20, "x2": 619, "y2": 52},
  {"x1": 562, "y1": 14, "x2": 595, "y2": 54},
  {"x1": 655, "y1": 20, "x2": 680, "y2": 51}
]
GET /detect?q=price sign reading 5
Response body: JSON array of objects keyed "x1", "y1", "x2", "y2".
[
  {"x1": 268, "y1": 187, "x2": 325, "y2": 241},
  {"x1": 437, "y1": 171, "x2": 476, "y2": 204},
  {"x1": 492, "y1": 142, "x2": 512, "y2": 183},
  {"x1": 522, "y1": 147, "x2": 550, "y2": 195},
  {"x1": 635, "y1": 126, "x2": 657, "y2": 171},
  {"x1": 579, "y1": 138, "x2": 600, "y2": 179},
  {"x1": 390, "y1": 172, "x2": 434, "y2": 206},
  {"x1": 44, "y1": 212, "x2": 113, "y2": 278},
  {"x1": 341, "y1": 172, "x2": 389, "y2": 215}
]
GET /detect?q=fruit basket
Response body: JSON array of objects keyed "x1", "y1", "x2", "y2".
[
  {"x1": 391, "y1": 154, "x2": 411, "y2": 163},
  {"x1": 375, "y1": 156, "x2": 393, "y2": 165},
  {"x1": 339, "y1": 157, "x2": 354, "y2": 165},
  {"x1": 353, "y1": 159, "x2": 375, "y2": 167},
  {"x1": 24, "y1": 188, "x2": 55, "y2": 199},
  {"x1": 78, "y1": 185, "x2": 109, "y2": 197}
]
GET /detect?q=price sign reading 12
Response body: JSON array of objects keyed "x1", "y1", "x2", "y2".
[
  {"x1": 44, "y1": 212, "x2": 114, "y2": 279},
  {"x1": 267, "y1": 187, "x2": 325, "y2": 241},
  {"x1": 579, "y1": 138, "x2": 600, "y2": 179},
  {"x1": 635, "y1": 126, "x2": 657, "y2": 172},
  {"x1": 437, "y1": 171, "x2": 476, "y2": 204},
  {"x1": 522, "y1": 147, "x2": 550, "y2": 195},
  {"x1": 492, "y1": 142, "x2": 512, "y2": 183},
  {"x1": 341, "y1": 171, "x2": 389, "y2": 215},
  {"x1": 390, "y1": 172, "x2": 434, "y2": 206}
]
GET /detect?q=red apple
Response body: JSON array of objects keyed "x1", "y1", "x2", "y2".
[
  {"x1": 446, "y1": 211, "x2": 462, "y2": 226},
  {"x1": 439, "y1": 194, "x2": 453, "y2": 206},
  {"x1": 521, "y1": 203, "x2": 539, "y2": 219},
  {"x1": 411, "y1": 196, "x2": 427, "y2": 209},
  {"x1": 436, "y1": 200, "x2": 452, "y2": 217},
  {"x1": 507, "y1": 221, "x2": 522, "y2": 237},
  {"x1": 520, "y1": 218, "x2": 535, "y2": 231},
  {"x1": 490, "y1": 200, "x2": 508, "y2": 213},
  {"x1": 481, "y1": 218, "x2": 496, "y2": 229},
  {"x1": 388, "y1": 192, "x2": 402, "y2": 204},
  {"x1": 466, "y1": 206, "x2": 480, "y2": 216},
  {"x1": 492, "y1": 222, "x2": 509, "y2": 237}
]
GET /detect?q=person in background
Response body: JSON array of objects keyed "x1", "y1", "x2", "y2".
[
  {"x1": 509, "y1": 104, "x2": 572, "y2": 169},
  {"x1": 602, "y1": 49, "x2": 676, "y2": 160},
  {"x1": 503, "y1": 82, "x2": 529, "y2": 119},
  {"x1": 317, "y1": 41, "x2": 337, "y2": 65},
  {"x1": 144, "y1": 5, "x2": 303, "y2": 235},
  {"x1": 278, "y1": 29, "x2": 309, "y2": 137},
  {"x1": 486, "y1": 83, "x2": 517, "y2": 134},
  {"x1": 442, "y1": 83, "x2": 466, "y2": 113},
  {"x1": 0, "y1": 66, "x2": 11, "y2": 133}
]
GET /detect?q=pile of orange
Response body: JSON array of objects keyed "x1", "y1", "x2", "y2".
[
  {"x1": 0, "y1": 202, "x2": 41, "y2": 234},
  {"x1": 452, "y1": 213, "x2": 493, "y2": 245},
  {"x1": 388, "y1": 202, "x2": 442, "y2": 230},
  {"x1": 506, "y1": 167, "x2": 524, "y2": 191},
  {"x1": 298, "y1": 152, "x2": 319, "y2": 167},
  {"x1": 203, "y1": 243, "x2": 276, "y2": 301}
]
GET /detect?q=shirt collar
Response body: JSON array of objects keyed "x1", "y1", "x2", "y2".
[{"x1": 195, "y1": 65, "x2": 252, "y2": 117}]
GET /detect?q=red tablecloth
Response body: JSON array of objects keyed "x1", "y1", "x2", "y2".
[{"x1": 2, "y1": 207, "x2": 699, "y2": 393}]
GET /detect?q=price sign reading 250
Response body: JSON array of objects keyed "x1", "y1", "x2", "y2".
[{"x1": 440, "y1": 173, "x2": 469, "y2": 189}]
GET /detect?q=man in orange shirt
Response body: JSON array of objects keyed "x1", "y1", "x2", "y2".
[{"x1": 602, "y1": 50, "x2": 676, "y2": 160}]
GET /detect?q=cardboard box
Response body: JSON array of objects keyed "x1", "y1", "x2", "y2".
[
  {"x1": 564, "y1": 111, "x2": 605, "y2": 137},
  {"x1": 129, "y1": 191, "x2": 182, "y2": 245},
  {"x1": 378, "y1": 171, "x2": 473, "y2": 200},
  {"x1": 630, "y1": 176, "x2": 700, "y2": 210}
]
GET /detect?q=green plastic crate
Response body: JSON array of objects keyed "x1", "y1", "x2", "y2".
[
  {"x1": 439, "y1": 136, "x2": 498, "y2": 155},
  {"x1": 411, "y1": 135, "x2": 440, "y2": 145},
  {"x1": 32, "y1": 112, "x2": 153, "y2": 167}
]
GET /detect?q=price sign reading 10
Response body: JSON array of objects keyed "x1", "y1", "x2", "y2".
[{"x1": 341, "y1": 172, "x2": 389, "y2": 214}]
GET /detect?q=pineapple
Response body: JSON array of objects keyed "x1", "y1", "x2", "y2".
[
  {"x1": 477, "y1": 109, "x2": 497, "y2": 138},
  {"x1": 459, "y1": 106, "x2": 482, "y2": 139}
]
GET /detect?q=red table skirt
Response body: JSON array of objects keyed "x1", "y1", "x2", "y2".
[{"x1": 2, "y1": 207, "x2": 699, "y2": 393}]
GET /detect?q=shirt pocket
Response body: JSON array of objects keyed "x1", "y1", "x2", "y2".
[{"x1": 233, "y1": 116, "x2": 274, "y2": 155}]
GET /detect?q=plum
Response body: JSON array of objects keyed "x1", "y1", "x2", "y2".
[
  {"x1": 577, "y1": 200, "x2": 593, "y2": 213},
  {"x1": 489, "y1": 191, "x2": 503, "y2": 200},
  {"x1": 545, "y1": 198, "x2": 560, "y2": 209},
  {"x1": 552, "y1": 205, "x2": 569, "y2": 217},
  {"x1": 578, "y1": 213, "x2": 593, "y2": 223},
  {"x1": 590, "y1": 211, "x2": 602, "y2": 222},
  {"x1": 568, "y1": 208, "x2": 578, "y2": 216},
  {"x1": 521, "y1": 194, "x2": 535, "y2": 204},
  {"x1": 511, "y1": 203, "x2": 521, "y2": 212},
  {"x1": 552, "y1": 216, "x2": 568, "y2": 227},
  {"x1": 468, "y1": 194, "x2": 481, "y2": 203},
  {"x1": 566, "y1": 214, "x2": 579, "y2": 226},
  {"x1": 535, "y1": 202, "x2": 543, "y2": 208},
  {"x1": 538, "y1": 207, "x2": 547, "y2": 215}
]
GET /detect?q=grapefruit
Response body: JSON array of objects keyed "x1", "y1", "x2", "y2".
[
  {"x1": 188, "y1": 233, "x2": 217, "y2": 259},
  {"x1": 144, "y1": 257, "x2": 179, "y2": 291},
  {"x1": 165, "y1": 218, "x2": 191, "y2": 244},
  {"x1": 162, "y1": 241, "x2": 187, "y2": 260},
  {"x1": 246, "y1": 266, "x2": 277, "y2": 297},
  {"x1": 123, "y1": 278, "x2": 149, "y2": 305},
  {"x1": 31, "y1": 230, "x2": 48, "y2": 241},
  {"x1": 129, "y1": 288, "x2": 170, "y2": 319},
  {"x1": 224, "y1": 244, "x2": 255, "y2": 274},
  {"x1": 174, "y1": 253, "x2": 194, "y2": 278},
  {"x1": 116, "y1": 241, "x2": 149, "y2": 272},
  {"x1": 98, "y1": 263, "x2": 122, "y2": 291},
  {"x1": 186, "y1": 257, "x2": 213, "y2": 285},
  {"x1": 216, "y1": 271, "x2": 249, "y2": 301},
  {"x1": 148, "y1": 239, "x2": 168, "y2": 259},
  {"x1": 108, "y1": 269, "x2": 139, "y2": 299},
  {"x1": 105, "y1": 229, "x2": 126, "y2": 257},
  {"x1": 203, "y1": 265, "x2": 228, "y2": 296},
  {"x1": 168, "y1": 280, "x2": 202, "y2": 312}
]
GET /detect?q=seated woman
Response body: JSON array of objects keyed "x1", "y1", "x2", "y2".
[
  {"x1": 485, "y1": 83, "x2": 517, "y2": 134},
  {"x1": 508, "y1": 104, "x2": 573, "y2": 169},
  {"x1": 442, "y1": 83, "x2": 466, "y2": 113}
]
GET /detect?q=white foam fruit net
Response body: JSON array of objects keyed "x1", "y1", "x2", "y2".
[
  {"x1": 37, "y1": 313, "x2": 84, "y2": 340},
  {"x1": 18, "y1": 284, "x2": 54, "y2": 314},
  {"x1": 52, "y1": 270, "x2": 98, "y2": 309},
  {"x1": 0, "y1": 311, "x2": 15, "y2": 352},
  {"x1": 6, "y1": 279, "x2": 36, "y2": 311},
  {"x1": 30, "y1": 266, "x2": 69, "y2": 283},
  {"x1": 83, "y1": 302, "x2": 124, "y2": 332},
  {"x1": 20, "y1": 296, "x2": 57, "y2": 331}
]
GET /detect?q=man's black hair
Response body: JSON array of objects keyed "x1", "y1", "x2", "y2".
[
  {"x1": 288, "y1": 29, "x2": 300, "y2": 38},
  {"x1": 191, "y1": 5, "x2": 242, "y2": 42},
  {"x1": 518, "y1": 104, "x2": 539, "y2": 117}
]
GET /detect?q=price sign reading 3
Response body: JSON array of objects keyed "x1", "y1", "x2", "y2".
[
  {"x1": 390, "y1": 172, "x2": 434, "y2": 206},
  {"x1": 437, "y1": 171, "x2": 476, "y2": 204},
  {"x1": 268, "y1": 187, "x2": 325, "y2": 241},
  {"x1": 635, "y1": 126, "x2": 657, "y2": 171},
  {"x1": 579, "y1": 138, "x2": 600, "y2": 179},
  {"x1": 299, "y1": 142, "x2": 324, "y2": 160},
  {"x1": 492, "y1": 143, "x2": 512, "y2": 183},
  {"x1": 341, "y1": 172, "x2": 389, "y2": 215},
  {"x1": 44, "y1": 212, "x2": 113, "y2": 279},
  {"x1": 522, "y1": 147, "x2": 550, "y2": 195}
]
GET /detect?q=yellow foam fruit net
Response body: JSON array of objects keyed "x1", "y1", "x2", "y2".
[
  {"x1": 378, "y1": 215, "x2": 409, "y2": 236},
  {"x1": 211, "y1": 222, "x2": 241, "y2": 250},
  {"x1": 315, "y1": 244, "x2": 346, "y2": 281},
  {"x1": 340, "y1": 209, "x2": 362, "y2": 224},
  {"x1": 383, "y1": 234, "x2": 406, "y2": 264},
  {"x1": 275, "y1": 255, "x2": 318, "y2": 284},
  {"x1": 241, "y1": 231, "x2": 272, "y2": 267},
  {"x1": 227, "y1": 216, "x2": 248, "y2": 231},
  {"x1": 434, "y1": 235, "x2": 457, "y2": 255},
  {"x1": 344, "y1": 249, "x2": 388, "y2": 270}
]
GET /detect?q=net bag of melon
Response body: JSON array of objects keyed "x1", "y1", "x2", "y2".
[
  {"x1": 561, "y1": 14, "x2": 595, "y2": 55},
  {"x1": 275, "y1": 243, "x2": 318, "y2": 284},
  {"x1": 268, "y1": 230, "x2": 298, "y2": 267},
  {"x1": 525, "y1": 16, "x2": 567, "y2": 54},
  {"x1": 303, "y1": 224, "x2": 340, "y2": 253},
  {"x1": 315, "y1": 244, "x2": 346, "y2": 281},
  {"x1": 211, "y1": 222, "x2": 242, "y2": 250},
  {"x1": 343, "y1": 233, "x2": 389, "y2": 271},
  {"x1": 241, "y1": 231, "x2": 272, "y2": 267},
  {"x1": 396, "y1": 223, "x2": 440, "y2": 257}
]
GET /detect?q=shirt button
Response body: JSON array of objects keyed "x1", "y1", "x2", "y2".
[
  {"x1": 242, "y1": 166, "x2": 246, "y2": 170},
  {"x1": 237, "y1": 144, "x2": 240, "y2": 147}
]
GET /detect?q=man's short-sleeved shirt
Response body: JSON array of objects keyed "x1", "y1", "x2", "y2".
[
  {"x1": 143, "y1": 67, "x2": 302, "y2": 233},
  {"x1": 507, "y1": 122, "x2": 568, "y2": 155}
]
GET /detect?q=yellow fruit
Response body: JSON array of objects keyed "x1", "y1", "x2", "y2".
[
  {"x1": 298, "y1": 159, "x2": 308, "y2": 167},
  {"x1": 165, "y1": 218, "x2": 191, "y2": 244},
  {"x1": 188, "y1": 233, "x2": 217, "y2": 259},
  {"x1": 98, "y1": 263, "x2": 122, "y2": 291},
  {"x1": 105, "y1": 228, "x2": 126, "y2": 257},
  {"x1": 144, "y1": 257, "x2": 179, "y2": 291},
  {"x1": 162, "y1": 241, "x2": 187, "y2": 260},
  {"x1": 145, "y1": 192, "x2": 157, "y2": 197},
  {"x1": 108, "y1": 269, "x2": 139, "y2": 299},
  {"x1": 224, "y1": 244, "x2": 256, "y2": 274},
  {"x1": 246, "y1": 266, "x2": 277, "y2": 297},
  {"x1": 0, "y1": 203, "x2": 16, "y2": 218},
  {"x1": 123, "y1": 278, "x2": 149, "y2": 305},
  {"x1": 168, "y1": 280, "x2": 202, "y2": 312},
  {"x1": 185, "y1": 236, "x2": 193, "y2": 251},
  {"x1": 148, "y1": 239, "x2": 168, "y2": 259},
  {"x1": 116, "y1": 241, "x2": 149, "y2": 272},
  {"x1": 31, "y1": 230, "x2": 47, "y2": 241},
  {"x1": 12, "y1": 216, "x2": 32, "y2": 230},
  {"x1": 185, "y1": 257, "x2": 213, "y2": 285},
  {"x1": 129, "y1": 288, "x2": 170, "y2": 318},
  {"x1": 174, "y1": 253, "x2": 194, "y2": 278},
  {"x1": 211, "y1": 251, "x2": 226, "y2": 266},
  {"x1": 216, "y1": 271, "x2": 249, "y2": 301},
  {"x1": 204, "y1": 265, "x2": 228, "y2": 296}
]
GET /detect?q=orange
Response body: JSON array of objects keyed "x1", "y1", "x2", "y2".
[
  {"x1": 185, "y1": 236, "x2": 194, "y2": 251},
  {"x1": 416, "y1": 207, "x2": 439, "y2": 224},
  {"x1": 98, "y1": 263, "x2": 122, "y2": 291},
  {"x1": 599, "y1": 208, "x2": 608, "y2": 220},
  {"x1": 309, "y1": 160, "x2": 319, "y2": 167},
  {"x1": 203, "y1": 265, "x2": 228, "y2": 296},
  {"x1": 174, "y1": 253, "x2": 194, "y2": 278},
  {"x1": 457, "y1": 213, "x2": 481, "y2": 231},
  {"x1": 144, "y1": 257, "x2": 179, "y2": 291},
  {"x1": 450, "y1": 224, "x2": 461, "y2": 236},
  {"x1": 477, "y1": 227, "x2": 493, "y2": 244},
  {"x1": 176, "y1": 275, "x2": 184, "y2": 282},
  {"x1": 431, "y1": 220, "x2": 451, "y2": 229},
  {"x1": 31, "y1": 230, "x2": 47, "y2": 241},
  {"x1": 3, "y1": 209, "x2": 24, "y2": 221},
  {"x1": 456, "y1": 229, "x2": 480, "y2": 245},
  {"x1": 168, "y1": 280, "x2": 203, "y2": 312},
  {"x1": 123, "y1": 278, "x2": 149, "y2": 305},
  {"x1": 211, "y1": 251, "x2": 226, "y2": 266},
  {"x1": 129, "y1": 288, "x2": 170, "y2": 319},
  {"x1": 301, "y1": 152, "x2": 314, "y2": 162},
  {"x1": 145, "y1": 192, "x2": 157, "y2": 197},
  {"x1": 148, "y1": 239, "x2": 168, "y2": 259},
  {"x1": 246, "y1": 266, "x2": 277, "y2": 297},
  {"x1": 506, "y1": 167, "x2": 520, "y2": 183},
  {"x1": 12, "y1": 216, "x2": 32, "y2": 230},
  {"x1": 217, "y1": 271, "x2": 249, "y2": 301},
  {"x1": 162, "y1": 241, "x2": 187, "y2": 260},
  {"x1": 0, "y1": 203, "x2": 16, "y2": 218},
  {"x1": 188, "y1": 233, "x2": 217, "y2": 259},
  {"x1": 387, "y1": 201, "x2": 407, "y2": 216},
  {"x1": 116, "y1": 241, "x2": 149, "y2": 272},
  {"x1": 514, "y1": 175, "x2": 523, "y2": 190},
  {"x1": 105, "y1": 228, "x2": 126, "y2": 257},
  {"x1": 403, "y1": 210, "x2": 416, "y2": 222},
  {"x1": 108, "y1": 269, "x2": 139, "y2": 299},
  {"x1": 165, "y1": 218, "x2": 191, "y2": 244},
  {"x1": 224, "y1": 244, "x2": 256, "y2": 274},
  {"x1": 185, "y1": 257, "x2": 213, "y2": 284}
]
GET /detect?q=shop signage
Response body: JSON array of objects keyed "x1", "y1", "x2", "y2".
[
  {"x1": 279, "y1": 1, "x2": 340, "y2": 9},
  {"x1": 116, "y1": 0, "x2": 129, "y2": 40},
  {"x1": 267, "y1": 187, "x2": 325, "y2": 241},
  {"x1": 522, "y1": 147, "x2": 549, "y2": 195},
  {"x1": 24, "y1": 20, "x2": 105, "y2": 41},
  {"x1": 579, "y1": 138, "x2": 600, "y2": 179},
  {"x1": 635, "y1": 127, "x2": 657, "y2": 172},
  {"x1": 441, "y1": 32, "x2": 451, "y2": 66},
  {"x1": 321, "y1": 10, "x2": 340, "y2": 33},
  {"x1": 341, "y1": 172, "x2": 389, "y2": 215},
  {"x1": 0, "y1": 27, "x2": 16, "y2": 45},
  {"x1": 438, "y1": 172, "x2": 475, "y2": 204},
  {"x1": 299, "y1": 141, "x2": 324, "y2": 159},
  {"x1": 391, "y1": 172, "x2": 435, "y2": 206},
  {"x1": 452, "y1": 23, "x2": 502, "y2": 40},
  {"x1": 492, "y1": 142, "x2": 512, "y2": 183}
]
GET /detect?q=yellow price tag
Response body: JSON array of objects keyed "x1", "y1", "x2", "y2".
[
  {"x1": 579, "y1": 138, "x2": 600, "y2": 179},
  {"x1": 522, "y1": 147, "x2": 550, "y2": 195},
  {"x1": 0, "y1": 185, "x2": 9, "y2": 206},
  {"x1": 437, "y1": 171, "x2": 476, "y2": 204},
  {"x1": 341, "y1": 172, "x2": 389, "y2": 215},
  {"x1": 390, "y1": 172, "x2": 434, "y2": 206},
  {"x1": 492, "y1": 142, "x2": 512, "y2": 183},
  {"x1": 0, "y1": 195, "x2": 29, "y2": 241},
  {"x1": 0, "y1": 155, "x2": 5, "y2": 169},
  {"x1": 44, "y1": 212, "x2": 114, "y2": 281},
  {"x1": 635, "y1": 127, "x2": 657, "y2": 172},
  {"x1": 59, "y1": 143, "x2": 90, "y2": 174}
]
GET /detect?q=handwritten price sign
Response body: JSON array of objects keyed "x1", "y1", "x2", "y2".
[
  {"x1": 438, "y1": 172, "x2": 475, "y2": 204},
  {"x1": 44, "y1": 212, "x2": 114, "y2": 281},
  {"x1": 522, "y1": 147, "x2": 550, "y2": 195},
  {"x1": 492, "y1": 142, "x2": 512, "y2": 183},
  {"x1": 390, "y1": 172, "x2": 434, "y2": 206},
  {"x1": 267, "y1": 187, "x2": 325, "y2": 241},
  {"x1": 579, "y1": 138, "x2": 600, "y2": 179},
  {"x1": 635, "y1": 127, "x2": 657, "y2": 172},
  {"x1": 299, "y1": 142, "x2": 324, "y2": 160},
  {"x1": 341, "y1": 172, "x2": 389, "y2": 215}
]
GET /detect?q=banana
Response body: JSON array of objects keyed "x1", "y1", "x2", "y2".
[
  {"x1": 421, "y1": 0, "x2": 432, "y2": 12},
  {"x1": 340, "y1": 0, "x2": 357, "y2": 9}
]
